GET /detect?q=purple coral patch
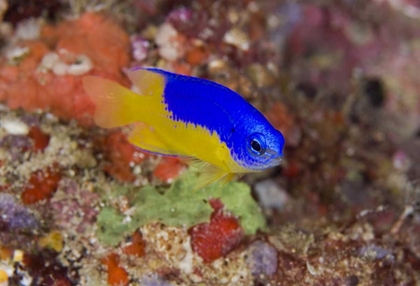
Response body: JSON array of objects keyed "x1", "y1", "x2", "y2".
[
  {"x1": 139, "y1": 274, "x2": 173, "y2": 286},
  {"x1": 0, "y1": 134, "x2": 32, "y2": 160},
  {"x1": 0, "y1": 193, "x2": 39, "y2": 230}
]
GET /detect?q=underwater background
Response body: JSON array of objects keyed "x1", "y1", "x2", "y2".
[{"x1": 0, "y1": 0, "x2": 420, "y2": 285}]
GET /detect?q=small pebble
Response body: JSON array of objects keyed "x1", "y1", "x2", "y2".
[
  {"x1": 155, "y1": 23, "x2": 185, "y2": 61},
  {"x1": 254, "y1": 179, "x2": 288, "y2": 210},
  {"x1": 1, "y1": 118, "x2": 29, "y2": 135},
  {"x1": 67, "y1": 55, "x2": 93, "y2": 75},
  {"x1": 224, "y1": 27, "x2": 250, "y2": 50},
  {"x1": 13, "y1": 250, "x2": 24, "y2": 262},
  {"x1": 15, "y1": 18, "x2": 41, "y2": 40},
  {"x1": 139, "y1": 274, "x2": 173, "y2": 286},
  {"x1": 247, "y1": 240, "x2": 278, "y2": 277}
]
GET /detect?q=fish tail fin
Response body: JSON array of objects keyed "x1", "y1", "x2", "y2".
[
  {"x1": 83, "y1": 76, "x2": 143, "y2": 128},
  {"x1": 83, "y1": 69, "x2": 166, "y2": 129}
]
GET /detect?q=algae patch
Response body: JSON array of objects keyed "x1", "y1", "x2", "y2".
[{"x1": 97, "y1": 170, "x2": 266, "y2": 246}]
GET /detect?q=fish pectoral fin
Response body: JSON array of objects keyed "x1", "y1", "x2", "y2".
[
  {"x1": 185, "y1": 158, "x2": 234, "y2": 190},
  {"x1": 184, "y1": 158, "x2": 218, "y2": 172},
  {"x1": 128, "y1": 123, "x2": 178, "y2": 156},
  {"x1": 218, "y1": 172, "x2": 236, "y2": 188},
  {"x1": 127, "y1": 68, "x2": 166, "y2": 97},
  {"x1": 193, "y1": 170, "x2": 235, "y2": 191}
]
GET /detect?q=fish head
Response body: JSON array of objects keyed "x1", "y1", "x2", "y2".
[{"x1": 231, "y1": 123, "x2": 285, "y2": 172}]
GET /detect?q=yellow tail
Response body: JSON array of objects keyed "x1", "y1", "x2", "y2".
[
  {"x1": 83, "y1": 70, "x2": 166, "y2": 129},
  {"x1": 83, "y1": 76, "x2": 142, "y2": 128}
]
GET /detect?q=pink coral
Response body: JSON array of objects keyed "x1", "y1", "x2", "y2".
[{"x1": 50, "y1": 179, "x2": 100, "y2": 233}]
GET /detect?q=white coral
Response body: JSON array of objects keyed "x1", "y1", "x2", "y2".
[
  {"x1": 155, "y1": 23, "x2": 185, "y2": 61},
  {"x1": 39, "y1": 51, "x2": 93, "y2": 76}
]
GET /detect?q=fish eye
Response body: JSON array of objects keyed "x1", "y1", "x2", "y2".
[
  {"x1": 251, "y1": 139, "x2": 262, "y2": 153},
  {"x1": 247, "y1": 133, "x2": 266, "y2": 156}
]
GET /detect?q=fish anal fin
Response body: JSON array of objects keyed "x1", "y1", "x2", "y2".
[
  {"x1": 127, "y1": 68, "x2": 166, "y2": 97},
  {"x1": 128, "y1": 123, "x2": 177, "y2": 156},
  {"x1": 83, "y1": 76, "x2": 140, "y2": 128}
]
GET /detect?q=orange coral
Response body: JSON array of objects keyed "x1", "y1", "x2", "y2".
[
  {"x1": 0, "y1": 12, "x2": 131, "y2": 126},
  {"x1": 0, "y1": 247, "x2": 12, "y2": 260},
  {"x1": 102, "y1": 253, "x2": 129, "y2": 286},
  {"x1": 186, "y1": 45, "x2": 209, "y2": 65},
  {"x1": 42, "y1": 13, "x2": 130, "y2": 75},
  {"x1": 122, "y1": 231, "x2": 146, "y2": 257}
]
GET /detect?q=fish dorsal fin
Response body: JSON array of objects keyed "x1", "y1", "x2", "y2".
[
  {"x1": 128, "y1": 123, "x2": 178, "y2": 156},
  {"x1": 127, "y1": 68, "x2": 166, "y2": 97}
]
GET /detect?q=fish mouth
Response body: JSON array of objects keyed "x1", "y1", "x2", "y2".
[
  {"x1": 263, "y1": 148, "x2": 283, "y2": 166},
  {"x1": 265, "y1": 148, "x2": 278, "y2": 156}
]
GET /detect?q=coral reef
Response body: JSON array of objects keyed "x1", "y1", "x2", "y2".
[
  {"x1": 0, "y1": 12, "x2": 130, "y2": 126},
  {"x1": 0, "y1": 0, "x2": 420, "y2": 285}
]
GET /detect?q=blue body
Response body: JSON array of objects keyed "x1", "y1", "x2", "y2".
[{"x1": 144, "y1": 68, "x2": 285, "y2": 171}]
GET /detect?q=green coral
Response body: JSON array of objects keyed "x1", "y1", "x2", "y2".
[{"x1": 97, "y1": 170, "x2": 266, "y2": 246}]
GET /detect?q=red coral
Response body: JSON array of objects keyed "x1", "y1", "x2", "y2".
[
  {"x1": 189, "y1": 201, "x2": 244, "y2": 263},
  {"x1": 99, "y1": 131, "x2": 149, "y2": 182},
  {"x1": 23, "y1": 252, "x2": 74, "y2": 286},
  {"x1": 28, "y1": 126, "x2": 50, "y2": 152},
  {"x1": 21, "y1": 168, "x2": 61, "y2": 205},
  {"x1": 208, "y1": 198, "x2": 224, "y2": 211},
  {"x1": 0, "y1": 12, "x2": 131, "y2": 126},
  {"x1": 153, "y1": 157, "x2": 185, "y2": 183}
]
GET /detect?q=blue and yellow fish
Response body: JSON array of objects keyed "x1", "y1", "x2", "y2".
[{"x1": 83, "y1": 68, "x2": 285, "y2": 188}]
